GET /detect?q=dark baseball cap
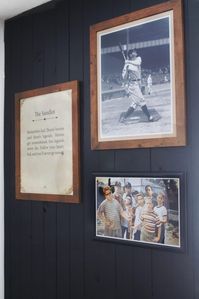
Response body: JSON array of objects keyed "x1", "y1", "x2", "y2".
[
  {"x1": 115, "y1": 181, "x2": 121, "y2": 187},
  {"x1": 125, "y1": 182, "x2": 131, "y2": 188}
]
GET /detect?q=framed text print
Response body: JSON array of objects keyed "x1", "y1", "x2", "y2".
[{"x1": 15, "y1": 81, "x2": 80, "y2": 203}]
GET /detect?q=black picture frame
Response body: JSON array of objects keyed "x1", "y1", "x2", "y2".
[{"x1": 94, "y1": 172, "x2": 185, "y2": 250}]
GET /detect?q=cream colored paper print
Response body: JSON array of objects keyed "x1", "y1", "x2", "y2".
[{"x1": 20, "y1": 89, "x2": 73, "y2": 195}]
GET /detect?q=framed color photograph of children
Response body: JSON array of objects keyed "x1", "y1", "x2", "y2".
[
  {"x1": 95, "y1": 173, "x2": 185, "y2": 249},
  {"x1": 90, "y1": 0, "x2": 186, "y2": 149}
]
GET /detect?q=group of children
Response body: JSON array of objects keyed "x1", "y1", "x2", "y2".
[{"x1": 97, "y1": 181, "x2": 168, "y2": 244}]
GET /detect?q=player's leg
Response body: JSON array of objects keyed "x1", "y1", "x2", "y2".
[
  {"x1": 119, "y1": 86, "x2": 138, "y2": 123},
  {"x1": 119, "y1": 102, "x2": 136, "y2": 123},
  {"x1": 134, "y1": 85, "x2": 154, "y2": 121},
  {"x1": 141, "y1": 104, "x2": 153, "y2": 122},
  {"x1": 119, "y1": 107, "x2": 134, "y2": 123}
]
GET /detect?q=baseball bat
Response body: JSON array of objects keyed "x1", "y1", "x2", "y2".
[{"x1": 119, "y1": 43, "x2": 126, "y2": 60}]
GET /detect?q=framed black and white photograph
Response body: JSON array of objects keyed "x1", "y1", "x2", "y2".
[
  {"x1": 90, "y1": 0, "x2": 186, "y2": 149},
  {"x1": 95, "y1": 173, "x2": 184, "y2": 249}
]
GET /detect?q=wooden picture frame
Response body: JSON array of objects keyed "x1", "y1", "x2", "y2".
[
  {"x1": 95, "y1": 172, "x2": 185, "y2": 250},
  {"x1": 90, "y1": 0, "x2": 186, "y2": 149},
  {"x1": 15, "y1": 81, "x2": 80, "y2": 203}
]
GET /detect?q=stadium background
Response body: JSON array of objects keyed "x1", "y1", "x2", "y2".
[{"x1": 101, "y1": 17, "x2": 170, "y2": 96}]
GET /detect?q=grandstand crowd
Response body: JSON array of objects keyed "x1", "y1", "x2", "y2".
[{"x1": 101, "y1": 65, "x2": 170, "y2": 93}]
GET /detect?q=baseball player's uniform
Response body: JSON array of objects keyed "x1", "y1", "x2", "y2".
[
  {"x1": 119, "y1": 49, "x2": 153, "y2": 123},
  {"x1": 122, "y1": 56, "x2": 146, "y2": 110}
]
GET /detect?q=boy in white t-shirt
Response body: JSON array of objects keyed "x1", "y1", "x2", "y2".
[
  {"x1": 154, "y1": 192, "x2": 168, "y2": 244},
  {"x1": 133, "y1": 193, "x2": 145, "y2": 240}
]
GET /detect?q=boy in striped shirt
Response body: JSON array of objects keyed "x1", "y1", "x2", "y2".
[
  {"x1": 98, "y1": 186, "x2": 131, "y2": 238},
  {"x1": 140, "y1": 198, "x2": 161, "y2": 243}
]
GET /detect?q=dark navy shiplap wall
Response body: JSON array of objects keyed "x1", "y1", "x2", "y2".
[{"x1": 4, "y1": 0, "x2": 199, "y2": 298}]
